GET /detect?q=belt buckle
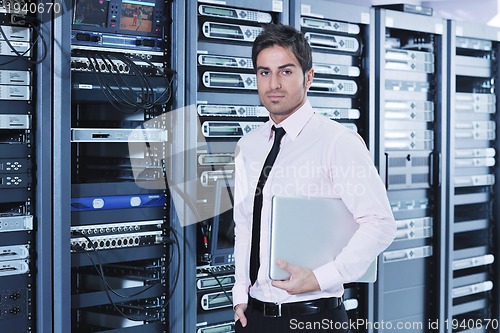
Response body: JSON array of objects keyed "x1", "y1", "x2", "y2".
[{"x1": 263, "y1": 303, "x2": 281, "y2": 318}]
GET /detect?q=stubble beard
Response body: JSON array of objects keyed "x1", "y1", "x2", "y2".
[{"x1": 266, "y1": 94, "x2": 307, "y2": 122}]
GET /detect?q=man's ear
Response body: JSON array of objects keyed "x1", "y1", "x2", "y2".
[{"x1": 304, "y1": 68, "x2": 314, "y2": 89}]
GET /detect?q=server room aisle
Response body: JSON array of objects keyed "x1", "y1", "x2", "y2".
[{"x1": 0, "y1": 0, "x2": 497, "y2": 332}]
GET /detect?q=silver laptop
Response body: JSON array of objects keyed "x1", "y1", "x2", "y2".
[{"x1": 269, "y1": 195, "x2": 377, "y2": 282}]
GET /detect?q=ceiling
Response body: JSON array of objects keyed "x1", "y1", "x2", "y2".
[{"x1": 328, "y1": 0, "x2": 499, "y2": 26}]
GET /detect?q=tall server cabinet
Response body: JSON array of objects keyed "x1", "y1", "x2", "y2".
[
  {"x1": 445, "y1": 20, "x2": 499, "y2": 333},
  {"x1": 59, "y1": 0, "x2": 180, "y2": 331},
  {"x1": 184, "y1": 1, "x2": 287, "y2": 332},
  {"x1": 373, "y1": 8, "x2": 446, "y2": 331},
  {"x1": 289, "y1": 0, "x2": 374, "y2": 328},
  {"x1": 0, "y1": 1, "x2": 49, "y2": 332}
]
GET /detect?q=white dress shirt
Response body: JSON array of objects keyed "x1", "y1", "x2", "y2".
[{"x1": 232, "y1": 99, "x2": 396, "y2": 307}]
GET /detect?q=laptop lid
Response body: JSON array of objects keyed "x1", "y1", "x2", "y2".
[{"x1": 269, "y1": 195, "x2": 377, "y2": 283}]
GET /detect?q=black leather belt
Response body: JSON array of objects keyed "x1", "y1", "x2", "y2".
[{"x1": 248, "y1": 296, "x2": 343, "y2": 318}]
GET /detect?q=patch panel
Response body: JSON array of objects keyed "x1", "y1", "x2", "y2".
[
  {"x1": 70, "y1": 56, "x2": 163, "y2": 75},
  {"x1": 70, "y1": 230, "x2": 164, "y2": 252},
  {"x1": 71, "y1": 220, "x2": 163, "y2": 235}
]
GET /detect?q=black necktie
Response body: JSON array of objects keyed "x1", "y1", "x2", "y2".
[{"x1": 249, "y1": 126, "x2": 286, "y2": 285}]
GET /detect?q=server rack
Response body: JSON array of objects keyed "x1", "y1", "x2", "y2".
[
  {"x1": 20, "y1": 2, "x2": 500, "y2": 333},
  {"x1": 52, "y1": 0, "x2": 181, "y2": 331},
  {"x1": 0, "y1": 2, "x2": 51, "y2": 331},
  {"x1": 289, "y1": 0, "x2": 374, "y2": 329},
  {"x1": 445, "y1": 20, "x2": 499, "y2": 333},
  {"x1": 185, "y1": 1, "x2": 287, "y2": 332},
  {"x1": 373, "y1": 8, "x2": 446, "y2": 332}
]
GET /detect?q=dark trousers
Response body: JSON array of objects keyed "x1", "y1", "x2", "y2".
[{"x1": 235, "y1": 303, "x2": 350, "y2": 333}]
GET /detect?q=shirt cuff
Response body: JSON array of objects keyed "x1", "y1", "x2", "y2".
[
  {"x1": 313, "y1": 261, "x2": 343, "y2": 291},
  {"x1": 231, "y1": 284, "x2": 249, "y2": 308}
]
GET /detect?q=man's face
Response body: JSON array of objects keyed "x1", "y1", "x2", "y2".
[{"x1": 255, "y1": 45, "x2": 314, "y2": 124}]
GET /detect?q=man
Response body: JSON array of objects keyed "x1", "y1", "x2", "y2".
[
  {"x1": 136, "y1": 6, "x2": 143, "y2": 31},
  {"x1": 232, "y1": 24, "x2": 396, "y2": 332}
]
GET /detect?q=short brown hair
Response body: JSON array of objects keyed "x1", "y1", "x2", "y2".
[{"x1": 252, "y1": 23, "x2": 313, "y2": 75}]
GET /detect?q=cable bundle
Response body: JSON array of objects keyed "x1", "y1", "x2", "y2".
[
  {"x1": 80, "y1": 51, "x2": 175, "y2": 112},
  {"x1": 71, "y1": 223, "x2": 180, "y2": 322}
]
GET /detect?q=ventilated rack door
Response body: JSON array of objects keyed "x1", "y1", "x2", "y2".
[
  {"x1": 185, "y1": 1, "x2": 288, "y2": 332},
  {"x1": 446, "y1": 20, "x2": 499, "y2": 333},
  {"x1": 374, "y1": 8, "x2": 446, "y2": 331},
  {"x1": 290, "y1": 0, "x2": 373, "y2": 327}
]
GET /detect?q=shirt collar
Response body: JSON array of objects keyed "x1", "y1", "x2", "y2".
[{"x1": 264, "y1": 99, "x2": 314, "y2": 141}]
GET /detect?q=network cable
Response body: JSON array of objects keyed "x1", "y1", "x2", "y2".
[
  {"x1": 71, "y1": 224, "x2": 181, "y2": 322},
  {"x1": 0, "y1": 17, "x2": 47, "y2": 66},
  {"x1": 78, "y1": 50, "x2": 175, "y2": 112}
]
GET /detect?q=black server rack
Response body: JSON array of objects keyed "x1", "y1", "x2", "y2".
[
  {"x1": 373, "y1": 7, "x2": 446, "y2": 332},
  {"x1": 0, "y1": 2, "x2": 49, "y2": 331},
  {"x1": 446, "y1": 20, "x2": 499, "y2": 333},
  {"x1": 65, "y1": 0, "x2": 178, "y2": 331},
  {"x1": 185, "y1": 1, "x2": 287, "y2": 332},
  {"x1": 289, "y1": 0, "x2": 374, "y2": 329}
]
